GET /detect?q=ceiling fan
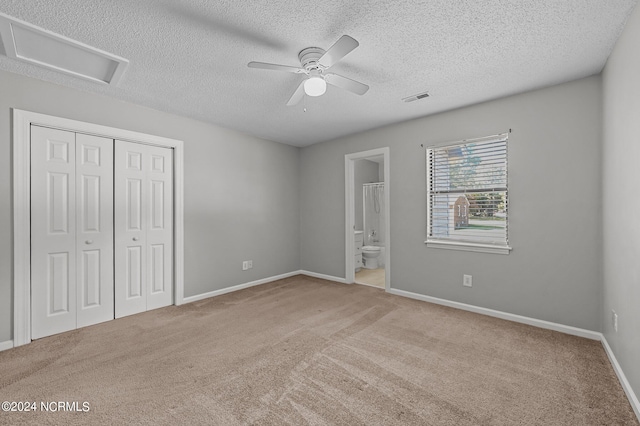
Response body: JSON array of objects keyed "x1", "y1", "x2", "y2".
[{"x1": 248, "y1": 35, "x2": 369, "y2": 106}]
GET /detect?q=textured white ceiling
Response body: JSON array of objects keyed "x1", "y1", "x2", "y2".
[{"x1": 0, "y1": 0, "x2": 637, "y2": 146}]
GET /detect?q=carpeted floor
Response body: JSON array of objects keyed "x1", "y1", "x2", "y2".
[{"x1": 0, "y1": 275, "x2": 637, "y2": 425}]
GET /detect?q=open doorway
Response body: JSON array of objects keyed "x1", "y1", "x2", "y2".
[{"x1": 345, "y1": 148, "x2": 390, "y2": 290}]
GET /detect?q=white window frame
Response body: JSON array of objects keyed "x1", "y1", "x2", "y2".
[{"x1": 425, "y1": 133, "x2": 512, "y2": 255}]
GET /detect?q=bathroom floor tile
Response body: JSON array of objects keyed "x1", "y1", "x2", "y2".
[{"x1": 355, "y1": 268, "x2": 385, "y2": 288}]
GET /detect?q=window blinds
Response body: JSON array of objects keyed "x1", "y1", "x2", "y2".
[{"x1": 426, "y1": 134, "x2": 509, "y2": 248}]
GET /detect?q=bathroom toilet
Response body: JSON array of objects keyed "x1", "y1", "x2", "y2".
[{"x1": 361, "y1": 245, "x2": 381, "y2": 269}]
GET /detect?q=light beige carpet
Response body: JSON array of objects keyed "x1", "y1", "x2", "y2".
[{"x1": 0, "y1": 275, "x2": 637, "y2": 425}]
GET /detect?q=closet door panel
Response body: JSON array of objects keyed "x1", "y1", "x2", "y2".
[
  {"x1": 146, "y1": 146, "x2": 173, "y2": 310},
  {"x1": 31, "y1": 126, "x2": 176, "y2": 337},
  {"x1": 76, "y1": 133, "x2": 114, "y2": 328},
  {"x1": 115, "y1": 141, "x2": 148, "y2": 318},
  {"x1": 31, "y1": 126, "x2": 77, "y2": 339}
]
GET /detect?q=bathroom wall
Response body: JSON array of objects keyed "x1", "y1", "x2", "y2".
[
  {"x1": 354, "y1": 159, "x2": 380, "y2": 231},
  {"x1": 299, "y1": 75, "x2": 602, "y2": 331}
]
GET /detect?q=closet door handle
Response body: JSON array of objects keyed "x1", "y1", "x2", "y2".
[
  {"x1": 85, "y1": 240, "x2": 93, "y2": 245},
  {"x1": 132, "y1": 237, "x2": 139, "y2": 241}
]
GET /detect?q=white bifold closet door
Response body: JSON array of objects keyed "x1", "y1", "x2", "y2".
[
  {"x1": 31, "y1": 126, "x2": 114, "y2": 339},
  {"x1": 114, "y1": 140, "x2": 173, "y2": 318}
]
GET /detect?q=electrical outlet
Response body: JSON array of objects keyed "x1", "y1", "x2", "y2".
[
  {"x1": 248, "y1": 260, "x2": 253, "y2": 269},
  {"x1": 463, "y1": 274, "x2": 472, "y2": 287},
  {"x1": 242, "y1": 261, "x2": 249, "y2": 271},
  {"x1": 612, "y1": 310, "x2": 618, "y2": 332}
]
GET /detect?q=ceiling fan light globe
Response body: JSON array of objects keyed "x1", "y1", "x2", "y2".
[{"x1": 304, "y1": 77, "x2": 327, "y2": 97}]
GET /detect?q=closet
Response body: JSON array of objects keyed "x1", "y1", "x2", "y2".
[{"x1": 30, "y1": 125, "x2": 173, "y2": 339}]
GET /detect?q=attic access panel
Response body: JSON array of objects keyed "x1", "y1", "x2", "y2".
[{"x1": 0, "y1": 12, "x2": 128, "y2": 85}]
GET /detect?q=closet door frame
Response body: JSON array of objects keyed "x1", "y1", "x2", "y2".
[{"x1": 12, "y1": 108, "x2": 185, "y2": 347}]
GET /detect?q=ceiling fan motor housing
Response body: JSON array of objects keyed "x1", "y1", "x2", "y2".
[{"x1": 298, "y1": 47, "x2": 326, "y2": 71}]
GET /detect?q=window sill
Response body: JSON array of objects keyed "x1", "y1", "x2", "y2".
[{"x1": 425, "y1": 240, "x2": 512, "y2": 255}]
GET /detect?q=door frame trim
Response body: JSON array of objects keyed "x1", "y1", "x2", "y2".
[
  {"x1": 344, "y1": 147, "x2": 390, "y2": 290},
  {"x1": 12, "y1": 108, "x2": 185, "y2": 347}
]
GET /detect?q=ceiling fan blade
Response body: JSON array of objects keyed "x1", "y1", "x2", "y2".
[
  {"x1": 325, "y1": 73, "x2": 369, "y2": 95},
  {"x1": 286, "y1": 80, "x2": 306, "y2": 106},
  {"x1": 248, "y1": 62, "x2": 306, "y2": 74},
  {"x1": 318, "y1": 35, "x2": 359, "y2": 68}
]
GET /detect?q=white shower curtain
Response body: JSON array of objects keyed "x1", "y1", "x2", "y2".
[{"x1": 363, "y1": 183, "x2": 385, "y2": 247}]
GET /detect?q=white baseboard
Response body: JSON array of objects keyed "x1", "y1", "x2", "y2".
[
  {"x1": 601, "y1": 336, "x2": 640, "y2": 421},
  {"x1": 387, "y1": 288, "x2": 601, "y2": 340},
  {"x1": 299, "y1": 270, "x2": 347, "y2": 284},
  {"x1": 0, "y1": 340, "x2": 14, "y2": 352},
  {"x1": 182, "y1": 271, "x2": 300, "y2": 304}
]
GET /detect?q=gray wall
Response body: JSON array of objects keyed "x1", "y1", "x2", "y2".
[
  {"x1": 354, "y1": 159, "x2": 380, "y2": 231},
  {"x1": 602, "y1": 2, "x2": 640, "y2": 402},
  {"x1": 0, "y1": 69, "x2": 300, "y2": 343},
  {"x1": 300, "y1": 76, "x2": 603, "y2": 331}
]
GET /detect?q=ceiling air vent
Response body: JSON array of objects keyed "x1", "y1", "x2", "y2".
[
  {"x1": 402, "y1": 91, "x2": 430, "y2": 103},
  {"x1": 0, "y1": 12, "x2": 128, "y2": 85}
]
